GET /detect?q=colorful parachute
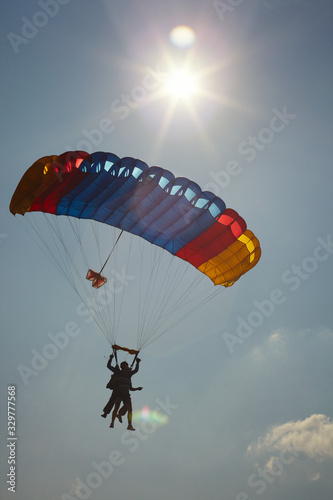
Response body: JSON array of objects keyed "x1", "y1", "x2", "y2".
[{"x1": 10, "y1": 151, "x2": 261, "y2": 349}]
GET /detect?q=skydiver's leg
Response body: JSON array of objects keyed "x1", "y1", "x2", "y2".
[
  {"x1": 102, "y1": 392, "x2": 116, "y2": 417},
  {"x1": 126, "y1": 397, "x2": 134, "y2": 430},
  {"x1": 110, "y1": 399, "x2": 121, "y2": 428},
  {"x1": 118, "y1": 404, "x2": 126, "y2": 416}
]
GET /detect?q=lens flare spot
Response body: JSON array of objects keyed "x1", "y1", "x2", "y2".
[
  {"x1": 133, "y1": 406, "x2": 169, "y2": 426},
  {"x1": 141, "y1": 405, "x2": 150, "y2": 419},
  {"x1": 169, "y1": 25, "x2": 196, "y2": 48}
]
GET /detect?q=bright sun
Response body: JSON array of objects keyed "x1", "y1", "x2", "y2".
[{"x1": 163, "y1": 69, "x2": 197, "y2": 99}]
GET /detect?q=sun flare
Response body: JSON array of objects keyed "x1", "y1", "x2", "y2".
[{"x1": 163, "y1": 69, "x2": 198, "y2": 99}]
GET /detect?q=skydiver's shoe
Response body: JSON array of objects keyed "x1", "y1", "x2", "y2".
[
  {"x1": 101, "y1": 413, "x2": 107, "y2": 418},
  {"x1": 109, "y1": 422, "x2": 114, "y2": 428},
  {"x1": 127, "y1": 424, "x2": 135, "y2": 431},
  {"x1": 117, "y1": 414, "x2": 122, "y2": 423}
]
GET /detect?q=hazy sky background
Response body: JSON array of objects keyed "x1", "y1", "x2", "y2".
[{"x1": 1, "y1": 1, "x2": 333, "y2": 499}]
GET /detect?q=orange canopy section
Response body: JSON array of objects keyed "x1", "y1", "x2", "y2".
[{"x1": 9, "y1": 151, "x2": 90, "y2": 215}]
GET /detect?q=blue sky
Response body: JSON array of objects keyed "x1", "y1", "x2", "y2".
[{"x1": 1, "y1": 1, "x2": 333, "y2": 499}]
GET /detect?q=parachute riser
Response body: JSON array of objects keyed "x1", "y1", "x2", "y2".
[
  {"x1": 112, "y1": 345, "x2": 119, "y2": 365},
  {"x1": 131, "y1": 351, "x2": 139, "y2": 368}
]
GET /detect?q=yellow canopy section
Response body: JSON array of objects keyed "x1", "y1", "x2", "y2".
[{"x1": 198, "y1": 230, "x2": 261, "y2": 287}]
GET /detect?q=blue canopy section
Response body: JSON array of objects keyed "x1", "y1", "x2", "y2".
[{"x1": 56, "y1": 152, "x2": 226, "y2": 255}]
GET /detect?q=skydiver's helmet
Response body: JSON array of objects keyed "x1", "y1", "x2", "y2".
[{"x1": 120, "y1": 361, "x2": 129, "y2": 370}]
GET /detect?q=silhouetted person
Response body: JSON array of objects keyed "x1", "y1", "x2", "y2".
[
  {"x1": 101, "y1": 355, "x2": 140, "y2": 420},
  {"x1": 109, "y1": 364, "x2": 142, "y2": 430}
]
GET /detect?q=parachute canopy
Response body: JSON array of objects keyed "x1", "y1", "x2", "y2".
[{"x1": 10, "y1": 150, "x2": 261, "y2": 288}]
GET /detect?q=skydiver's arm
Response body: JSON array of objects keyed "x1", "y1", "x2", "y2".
[
  {"x1": 107, "y1": 355, "x2": 113, "y2": 370},
  {"x1": 130, "y1": 358, "x2": 141, "y2": 376},
  {"x1": 131, "y1": 386, "x2": 143, "y2": 391},
  {"x1": 107, "y1": 355, "x2": 119, "y2": 373}
]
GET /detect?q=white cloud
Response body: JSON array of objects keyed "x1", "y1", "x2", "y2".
[
  {"x1": 264, "y1": 455, "x2": 284, "y2": 474},
  {"x1": 248, "y1": 414, "x2": 333, "y2": 462},
  {"x1": 268, "y1": 329, "x2": 287, "y2": 343},
  {"x1": 248, "y1": 328, "x2": 289, "y2": 363},
  {"x1": 308, "y1": 471, "x2": 320, "y2": 481}
]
